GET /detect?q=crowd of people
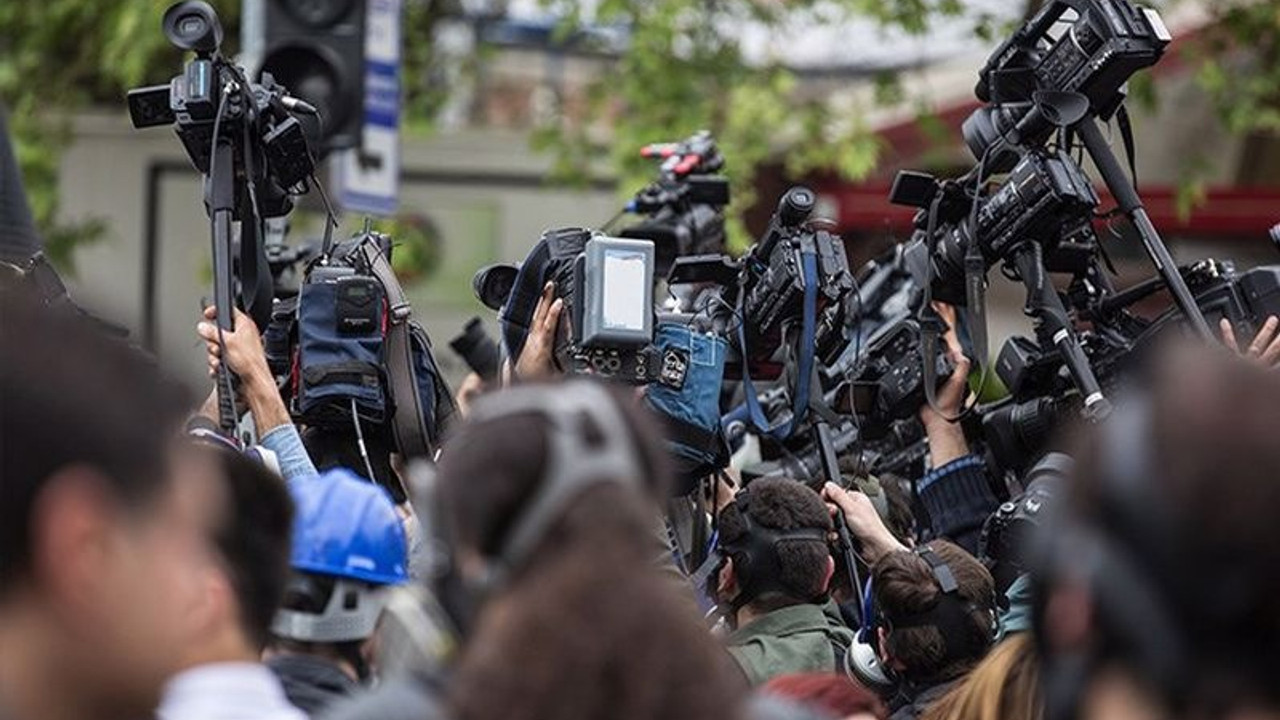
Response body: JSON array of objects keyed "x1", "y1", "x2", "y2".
[{"x1": 6, "y1": 249, "x2": 1280, "y2": 720}]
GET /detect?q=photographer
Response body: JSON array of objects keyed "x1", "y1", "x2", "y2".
[
  {"x1": 713, "y1": 478, "x2": 857, "y2": 686},
  {"x1": 823, "y1": 486, "x2": 996, "y2": 720},
  {"x1": 1035, "y1": 344, "x2": 1280, "y2": 720},
  {"x1": 197, "y1": 305, "x2": 317, "y2": 483},
  {"x1": 326, "y1": 380, "x2": 744, "y2": 720},
  {"x1": 0, "y1": 289, "x2": 220, "y2": 720},
  {"x1": 914, "y1": 304, "x2": 998, "y2": 556}
]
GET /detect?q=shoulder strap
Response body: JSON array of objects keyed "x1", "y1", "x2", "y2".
[{"x1": 360, "y1": 238, "x2": 432, "y2": 459}]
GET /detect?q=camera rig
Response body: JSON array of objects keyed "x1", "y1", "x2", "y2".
[{"x1": 127, "y1": 0, "x2": 325, "y2": 435}]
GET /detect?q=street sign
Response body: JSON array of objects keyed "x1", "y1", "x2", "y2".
[{"x1": 337, "y1": 0, "x2": 402, "y2": 216}]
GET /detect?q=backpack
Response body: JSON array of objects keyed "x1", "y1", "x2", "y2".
[{"x1": 270, "y1": 230, "x2": 456, "y2": 459}]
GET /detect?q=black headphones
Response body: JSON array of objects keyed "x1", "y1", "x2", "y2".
[
  {"x1": 846, "y1": 544, "x2": 997, "y2": 692},
  {"x1": 712, "y1": 485, "x2": 831, "y2": 616}
]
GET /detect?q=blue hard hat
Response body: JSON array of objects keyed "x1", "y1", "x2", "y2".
[{"x1": 289, "y1": 468, "x2": 410, "y2": 585}]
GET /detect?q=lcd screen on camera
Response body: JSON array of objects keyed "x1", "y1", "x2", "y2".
[{"x1": 602, "y1": 250, "x2": 648, "y2": 331}]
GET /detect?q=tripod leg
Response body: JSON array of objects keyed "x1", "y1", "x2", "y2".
[{"x1": 1076, "y1": 117, "x2": 1213, "y2": 341}]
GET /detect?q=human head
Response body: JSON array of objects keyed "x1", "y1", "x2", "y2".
[
  {"x1": 0, "y1": 289, "x2": 218, "y2": 719},
  {"x1": 272, "y1": 469, "x2": 409, "y2": 678},
  {"x1": 1036, "y1": 344, "x2": 1280, "y2": 719},
  {"x1": 715, "y1": 478, "x2": 836, "y2": 619},
  {"x1": 435, "y1": 380, "x2": 743, "y2": 720},
  {"x1": 918, "y1": 634, "x2": 1041, "y2": 720},
  {"x1": 762, "y1": 673, "x2": 888, "y2": 720},
  {"x1": 185, "y1": 445, "x2": 295, "y2": 659},
  {"x1": 871, "y1": 540, "x2": 996, "y2": 686}
]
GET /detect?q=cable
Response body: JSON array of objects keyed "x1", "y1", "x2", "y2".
[{"x1": 350, "y1": 397, "x2": 378, "y2": 484}]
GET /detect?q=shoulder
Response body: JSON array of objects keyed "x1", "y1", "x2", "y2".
[{"x1": 319, "y1": 674, "x2": 448, "y2": 720}]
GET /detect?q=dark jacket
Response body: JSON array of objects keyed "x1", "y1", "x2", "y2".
[
  {"x1": 888, "y1": 679, "x2": 957, "y2": 720},
  {"x1": 268, "y1": 654, "x2": 359, "y2": 718},
  {"x1": 726, "y1": 602, "x2": 857, "y2": 686}
]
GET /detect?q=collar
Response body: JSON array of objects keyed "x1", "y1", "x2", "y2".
[
  {"x1": 726, "y1": 602, "x2": 834, "y2": 644},
  {"x1": 158, "y1": 662, "x2": 308, "y2": 720}
]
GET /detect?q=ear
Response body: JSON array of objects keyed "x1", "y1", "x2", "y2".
[
  {"x1": 31, "y1": 469, "x2": 117, "y2": 616},
  {"x1": 717, "y1": 556, "x2": 738, "y2": 599},
  {"x1": 877, "y1": 626, "x2": 907, "y2": 672},
  {"x1": 188, "y1": 565, "x2": 231, "y2": 638},
  {"x1": 821, "y1": 554, "x2": 835, "y2": 594}
]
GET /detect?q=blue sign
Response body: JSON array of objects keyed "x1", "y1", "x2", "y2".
[{"x1": 338, "y1": 0, "x2": 402, "y2": 216}]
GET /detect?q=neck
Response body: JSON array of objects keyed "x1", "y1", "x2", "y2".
[
  {"x1": 0, "y1": 601, "x2": 107, "y2": 720},
  {"x1": 266, "y1": 647, "x2": 360, "y2": 682},
  {"x1": 178, "y1": 622, "x2": 261, "y2": 671}
]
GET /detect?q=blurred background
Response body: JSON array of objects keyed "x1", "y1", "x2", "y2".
[{"x1": 5, "y1": 0, "x2": 1280, "y2": 389}]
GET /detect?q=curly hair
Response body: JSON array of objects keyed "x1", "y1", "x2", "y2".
[{"x1": 718, "y1": 478, "x2": 834, "y2": 608}]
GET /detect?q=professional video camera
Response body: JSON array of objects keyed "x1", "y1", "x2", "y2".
[
  {"x1": 127, "y1": 0, "x2": 322, "y2": 435},
  {"x1": 450, "y1": 317, "x2": 502, "y2": 384},
  {"x1": 962, "y1": 0, "x2": 1170, "y2": 173},
  {"x1": 671, "y1": 187, "x2": 854, "y2": 379},
  {"x1": 617, "y1": 131, "x2": 731, "y2": 277}
]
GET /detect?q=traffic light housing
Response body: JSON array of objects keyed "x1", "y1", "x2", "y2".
[{"x1": 258, "y1": 0, "x2": 365, "y2": 154}]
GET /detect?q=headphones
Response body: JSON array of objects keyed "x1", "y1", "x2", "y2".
[
  {"x1": 410, "y1": 380, "x2": 647, "y2": 633},
  {"x1": 711, "y1": 484, "x2": 830, "y2": 617},
  {"x1": 845, "y1": 545, "x2": 997, "y2": 693}
]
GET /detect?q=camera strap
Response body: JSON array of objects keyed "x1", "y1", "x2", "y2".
[
  {"x1": 359, "y1": 238, "x2": 431, "y2": 459},
  {"x1": 738, "y1": 246, "x2": 819, "y2": 440}
]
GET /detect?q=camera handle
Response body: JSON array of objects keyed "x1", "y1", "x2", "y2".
[
  {"x1": 1008, "y1": 242, "x2": 1111, "y2": 423},
  {"x1": 812, "y1": 418, "x2": 865, "y2": 628},
  {"x1": 1075, "y1": 117, "x2": 1214, "y2": 342},
  {"x1": 209, "y1": 137, "x2": 239, "y2": 436}
]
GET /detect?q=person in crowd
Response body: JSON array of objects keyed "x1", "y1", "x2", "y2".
[
  {"x1": 198, "y1": 305, "x2": 318, "y2": 484},
  {"x1": 912, "y1": 303, "x2": 999, "y2": 557},
  {"x1": 1035, "y1": 343, "x2": 1280, "y2": 720},
  {"x1": 325, "y1": 380, "x2": 745, "y2": 720},
  {"x1": 714, "y1": 478, "x2": 857, "y2": 686},
  {"x1": 0, "y1": 289, "x2": 220, "y2": 720},
  {"x1": 268, "y1": 468, "x2": 410, "y2": 717},
  {"x1": 867, "y1": 540, "x2": 997, "y2": 720},
  {"x1": 155, "y1": 444, "x2": 300, "y2": 720},
  {"x1": 917, "y1": 634, "x2": 1040, "y2": 720},
  {"x1": 761, "y1": 673, "x2": 888, "y2": 720}
]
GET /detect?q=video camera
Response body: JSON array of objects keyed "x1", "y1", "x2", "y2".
[
  {"x1": 963, "y1": 0, "x2": 1171, "y2": 171},
  {"x1": 670, "y1": 186, "x2": 854, "y2": 380},
  {"x1": 127, "y1": 0, "x2": 322, "y2": 436},
  {"x1": 619, "y1": 131, "x2": 731, "y2": 276}
]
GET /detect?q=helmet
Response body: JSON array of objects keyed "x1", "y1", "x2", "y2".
[
  {"x1": 287, "y1": 468, "x2": 410, "y2": 585},
  {"x1": 273, "y1": 468, "x2": 410, "y2": 643}
]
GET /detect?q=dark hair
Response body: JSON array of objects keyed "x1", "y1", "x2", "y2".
[
  {"x1": 1057, "y1": 344, "x2": 1280, "y2": 710},
  {"x1": 274, "y1": 572, "x2": 366, "y2": 673},
  {"x1": 301, "y1": 425, "x2": 404, "y2": 503},
  {"x1": 438, "y1": 382, "x2": 742, "y2": 720},
  {"x1": 762, "y1": 672, "x2": 888, "y2": 719},
  {"x1": 0, "y1": 290, "x2": 191, "y2": 594},
  {"x1": 207, "y1": 447, "x2": 294, "y2": 649},
  {"x1": 873, "y1": 540, "x2": 995, "y2": 683},
  {"x1": 718, "y1": 478, "x2": 834, "y2": 609}
]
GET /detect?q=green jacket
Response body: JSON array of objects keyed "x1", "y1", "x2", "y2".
[{"x1": 725, "y1": 602, "x2": 857, "y2": 686}]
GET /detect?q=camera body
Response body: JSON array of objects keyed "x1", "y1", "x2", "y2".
[
  {"x1": 965, "y1": 0, "x2": 1171, "y2": 167},
  {"x1": 621, "y1": 131, "x2": 731, "y2": 276},
  {"x1": 894, "y1": 149, "x2": 1100, "y2": 306},
  {"x1": 126, "y1": 2, "x2": 314, "y2": 218}
]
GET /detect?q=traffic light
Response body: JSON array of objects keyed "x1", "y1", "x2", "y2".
[{"x1": 257, "y1": 0, "x2": 365, "y2": 154}]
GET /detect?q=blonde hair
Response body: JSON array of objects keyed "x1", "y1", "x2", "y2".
[{"x1": 919, "y1": 634, "x2": 1042, "y2": 720}]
